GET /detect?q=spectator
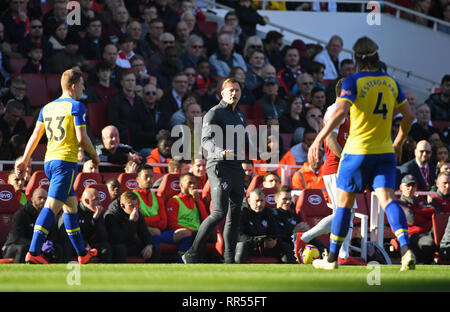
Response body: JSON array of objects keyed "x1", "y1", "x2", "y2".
[
  {"x1": 1, "y1": 76, "x2": 31, "y2": 116},
  {"x1": 279, "y1": 128, "x2": 317, "y2": 166},
  {"x1": 152, "y1": 157, "x2": 190, "y2": 189},
  {"x1": 279, "y1": 94, "x2": 306, "y2": 134},
  {"x1": 85, "y1": 62, "x2": 119, "y2": 105},
  {"x1": 95, "y1": 125, "x2": 142, "y2": 166},
  {"x1": 242, "y1": 35, "x2": 265, "y2": 64},
  {"x1": 140, "y1": 4, "x2": 159, "y2": 40},
  {"x1": 101, "y1": 43, "x2": 125, "y2": 88},
  {"x1": 313, "y1": 35, "x2": 345, "y2": 80},
  {"x1": 245, "y1": 50, "x2": 265, "y2": 92},
  {"x1": 0, "y1": 100, "x2": 27, "y2": 148},
  {"x1": 158, "y1": 72, "x2": 189, "y2": 123},
  {"x1": 229, "y1": 66, "x2": 256, "y2": 106},
  {"x1": 47, "y1": 21, "x2": 68, "y2": 53},
  {"x1": 291, "y1": 148, "x2": 325, "y2": 191},
  {"x1": 180, "y1": 11, "x2": 201, "y2": 38},
  {"x1": 42, "y1": 0, "x2": 68, "y2": 38},
  {"x1": 254, "y1": 77, "x2": 286, "y2": 120},
  {"x1": 242, "y1": 159, "x2": 256, "y2": 191},
  {"x1": 398, "y1": 174, "x2": 436, "y2": 264},
  {"x1": 78, "y1": 17, "x2": 104, "y2": 60},
  {"x1": 132, "y1": 163, "x2": 166, "y2": 238},
  {"x1": 124, "y1": 159, "x2": 139, "y2": 174},
  {"x1": 82, "y1": 159, "x2": 99, "y2": 173},
  {"x1": 235, "y1": 0, "x2": 269, "y2": 38},
  {"x1": 324, "y1": 59, "x2": 355, "y2": 107},
  {"x1": 126, "y1": 19, "x2": 152, "y2": 60},
  {"x1": 100, "y1": 0, "x2": 125, "y2": 29},
  {"x1": 103, "y1": 5, "x2": 129, "y2": 44},
  {"x1": 146, "y1": 136, "x2": 173, "y2": 174},
  {"x1": 7, "y1": 133, "x2": 27, "y2": 161},
  {"x1": 170, "y1": 92, "x2": 200, "y2": 128},
  {"x1": 307, "y1": 87, "x2": 326, "y2": 112},
  {"x1": 177, "y1": 0, "x2": 206, "y2": 22},
  {"x1": 115, "y1": 34, "x2": 135, "y2": 69},
  {"x1": 292, "y1": 107, "x2": 323, "y2": 143},
  {"x1": 107, "y1": 71, "x2": 143, "y2": 144},
  {"x1": 261, "y1": 172, "x2": 281, "y2": 189},
  {"x1": 144, "y1": 18, "x2": 165, "y2": 57},
  {"x1": 253, "y1": 64, "x2": 287, "y2": 100},
  {"x1": 18, "y1": 19, "x2": 53, "y2": 60},
  {"x1": 277, "y1": 46, "x2": 304, "y2": 97},
  {"x1": 105, "y1": 178, "x2": 121, "y2": 201},
  {"x1": 294, "y1": 73, "x2": 315, "y2": 104},
  {"x1": 398, "y1": 140, "x2": 436, "y2": 191},
  {"x1": 263, "y1": 30, "x2": 284, "y2": 71},
  {"x1": 209, "y1": 33, "x2": 247, "y2": 78},
  {"x1": 223, "y1": 10, "x2": 246, "y2": 53},
  {"x1": 149, "y1": 32, "x2": 176, "y2": 70},
  {"x1": 174, "y1": 20, "x2": 192, "y2": 56},
  {"x1": 75, "y1": 0, "x2": 104, "y2": 32},
  {"x1": 50, "y1": 31, "x2": 87, "y2": 74},
  {"x1": 2, "y1": 188, "x2": 62, "y2": 263},
  {"x1": 409, "y1": 103, "x2": 441, "y2": 143},
  {"x1": 165, "y1": 172, "x2": 209, "y2": 262},
  {"x1": 104, "y1": 191, "x2": 160, "y2": 263},
  {"x1": 8, "y1": 170, "x2": 26, "y2": 206},
  {"x1": 58, "y1": 187, "x2": 112, "y2": 263},
  {"x1": 429, "y1": 172, "x2": 450, "y2": 213},
  {"x1": 153, "y1": 46, "x2": 184, "y2": 91},
  {"x1": 204, "y1": 23, "x2": 233, "y2": 57},
  {"x1": 154, "y1": 0, "x2": 179, "y2": 34},
  {"x1": 235, "y1": 189, "x2": 296, "y2": 264},
  {"x1": 21, "y1": 45, "x2": 51, "y2": 74},
  {"x1": 129, "y1": 54, "x2": 151, "y2": 87},
  {"x1": 180, "y1": 34, "x2": 205, "y2": 69},
  {"x1": 183, "y1": 66, "x2": 197, "y2": 93},
  {"x1": 190, "y1": 157, "x2": 207, "y2": 190},
  {"x1": 404, "y1": 0, "x2": 433, "y2": 27},
  {"x1": 1, "y1": 0, "x2": 30, "y2": 44},
  {"x1": 425, "y1": 74, "x2": 450, "y2": 122},
  {"x1": 172, "y1": 101, "x2": 202, "y2": 159}
]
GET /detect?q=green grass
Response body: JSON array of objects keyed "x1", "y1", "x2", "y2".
[{"x1": 0, "y1": 264, "x2": 449, "y2": 292}]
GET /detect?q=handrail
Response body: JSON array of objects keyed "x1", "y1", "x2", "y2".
[{"x1": 204, "y1": 0, "x2": 443, "y2": 88}]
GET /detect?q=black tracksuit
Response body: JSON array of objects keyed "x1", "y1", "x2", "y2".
[
  {"x1": 235, "y1": 198, "x2": 296, "y2": 264},
  {"x1": 187, "y1": 100, "x2": 251, "y2": 263},
  {"x1": 104, "y1": 199, "x2": 159, "y2": 263}
]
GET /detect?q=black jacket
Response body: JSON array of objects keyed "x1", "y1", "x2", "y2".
[
  {"x1": 58, "y1": 202, "x2": 109, "y2": 245},
  {"x1": 238, "y1": 197, "x2": 280, "y2": 246},
  {"x1": 95, "y1": 142, "x2": 137, "y2": 165},
  {"x1": 3, "y1": 201, "x2": 58, "y2": 248},
  {"x1": 397, "y1": 159, "x2": 437, "y2": 191},
  {"x1": 270, "y1": 207, "x2": 302, "y2": 244},
  {"x1": 104, "y1": 199, "x2": 154, "y2": 246},
  {"x1": 127, "y1": 101, "x2": 163, "y2": 150}
]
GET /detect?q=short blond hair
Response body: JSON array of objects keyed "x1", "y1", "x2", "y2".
[
  {"x1": 120, "y1": 191, "x2": 138, "y2": 205},
  {"x1": 60, "y1": 69, "x2": 83, "y2": 91}
]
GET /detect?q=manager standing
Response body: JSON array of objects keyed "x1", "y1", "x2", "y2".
[{"x1": 183, "y1": 77, "x2": 249, "y2": 264}]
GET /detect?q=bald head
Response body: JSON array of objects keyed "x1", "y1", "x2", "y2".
[
  {"x1": 102, "y1": 125, "x2": 120, "y2": 152},
  {"x1": 32, "y1": 188, "x2": 48, "y2": 211},
  {"x1": 82, "y1": 187, "x2": 101, "y2": 212},
  {"x1": 415, "y1": 140, "x2": 432, "y2": 165}
]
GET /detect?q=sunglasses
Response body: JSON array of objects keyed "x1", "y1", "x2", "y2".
[
  {"x1": 31, "y1": 25, "x2": 43, "y2": 29},
  {"x1": 145, "y1": 91, "x2": 157, "y2": 95},
  {"x1": 309, "y1": 114, "x2": 323, "y2": 118}
]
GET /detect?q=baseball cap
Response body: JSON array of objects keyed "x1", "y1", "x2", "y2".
[{"x1": 401, "y1": 174, "x2": 417, "y2": 185}]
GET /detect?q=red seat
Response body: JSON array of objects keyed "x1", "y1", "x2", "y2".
[
  {"x1": 0, "y1": 184, "x2": 21, "y2": 249},
  {"x1": 239, "y1": 105, "x2": 252, "y2": 119},
  {"x1": 117, "y1": 172, "x2": 138, "y2": 192},
  {"x1": 86, "y1": 183, "x2": 112, "y2": 211},
  {"x1": 44, "y1": 74, "x2": 62, "y2": 100},
  {"x1": 295, "y1": 189, "x2": 331, "y2": 245},
  {"x1": 9, "y1": 58, "x2": 27, "y2": 74},
  {"x1": 0, "y1": 171, "x2": 9, "y2": 184},
  {"x1": 20, "y1": 74, "x2": 49, "y2": 107},
  {"x1": 73, "y1": 172, "x2": 102, "y2": 200},
  {"x1": 25, "y1": 170, "x2": 49, "y2": 200},
  {"x1": 22, "y1": 116, "x2": 34, "y2": 130},
  {"x1": 86, "y1": 102, "x2": 109, "y2": 139},
  {"x1": 101, "y1": 172, "x2": 121, "y2": 184},
  {"x1": 262, "y1": 186, "x2": 277, "y2": 209},
  {"x1": 33, "y1": 144, "x2": 47, "y2": 161},
  {"x1": 432, "y1": 213, "x2": 450, "y2": 264},
  {"x1": 156, "y1": 173, "x2": 180, "y2": 204},
  {"x1": 246, "y1": 175, "x2": 264, "y2": 196},
  {"x1": 280, "y1": 133, "x2": 293, "y2": 153},
  {"x1": 202, "y1": 179, "x2": 211, "y2": 209},
  {"x1": 197, "y1": 20, "x2": 217, "y2": 38}
]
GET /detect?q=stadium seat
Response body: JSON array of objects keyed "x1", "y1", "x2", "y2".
[
  {"x1": 25, "y1": 170, "x2": 49, "y2": 200},
  {"x1": 280, "y1": 133, "x2": 293, "y2": 153},
  {"x1": 295, "y1": 189, "x2": 331, "y2": 245},
  {"x1": 20, "y1": 74, "x2": 49, "y2": 108},
  {"x1": 0, "y1": 184, "x2": 21, "y2": 248},
  {"x1": 246, "y1": 175, "x2": 264, "y2": 196},
  {"x1": 117, "y1": 173, "x2": 138, "y2": 192},
  {"x1": 86, "y1": 102, "x2": 109, "y2": 139},
  {"x1": 73, "y1": 172, "x2": 102, "y2": 200},
  {"x1": 101, "y1": 172, "x2": 121, "y2": 184},
  {"x1": 33, "y1": 144, "x2": 47, "y2": 161},
  {"x1": 0, "y1": 171, "x2": 9, "y2": 184},
  {"x1": 44, "y1": 74, "x2": 62, "y2": 100},
  {"x1": 432, "y1": 213, "x2": 450, "y2": 264},
  {"x1": 202, "y1": 179, "x2": 211, "y2": 209},
  {"x1": 86, "y1": 183, "x2": 112, "y2": 211},
  {"x1": 238, "y1": 105, "x2": 252, "y2": 119},
  {"x1": 262, "y1": 186, "x2": 277, "y2": 209},
  {"x1": 197, "y1": 20, "x2": 218, "y2": 38},
  {"x1": 156, "y1": 173, "x2": 181, "y2": 204},
  {"x1": 22, "y1": 116, "x2": 34, "y2": 130},
  {"x1": 9, "y1": 58, "x2": 27, "y2": 74}
]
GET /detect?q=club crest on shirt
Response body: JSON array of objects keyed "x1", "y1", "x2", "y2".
[{"x1": 221, "y1": 181, "x2": 228, "y2": 190}]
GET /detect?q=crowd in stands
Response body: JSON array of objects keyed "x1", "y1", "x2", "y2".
[{"x1": 0, "y1": 0, "x2": 448, "y2": 264}]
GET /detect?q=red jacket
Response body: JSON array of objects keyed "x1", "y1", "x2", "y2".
[
  {"x1": 165, "y1": 193, "x2": 209, "y2": 231},
  {"x1": 400, "y1": 197, "x2": 435, "y2": 236},
  {"x1": 146, "y1": 148, "x2": 171, "y2": 174},
  {"x1": 133, "y1": 188, "x2": 167, "y2": 231}
]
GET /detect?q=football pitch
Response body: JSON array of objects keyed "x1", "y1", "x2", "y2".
[{"x1": 1, "y1": 263, "x2": 450, "y2": 292}]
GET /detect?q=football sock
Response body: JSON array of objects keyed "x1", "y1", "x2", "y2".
[
  {"x1": 177, "y1": 236, "x2": 192, "y2": 263},
  {"x1": 328, "y1": 207, "x2": 352, "y2": 262},
  {"x1": 385, "y1": 200, "x2": 410, "y2": 255},
  {"x1": 64, "y1": 212, "x2": 86, "y2": 256},
  {"x1": 29, "y1": 207, "x2": 55, "y2": 256},
  {"x1": 301, "y1": 214, "x2": 333, "y2": 243}
]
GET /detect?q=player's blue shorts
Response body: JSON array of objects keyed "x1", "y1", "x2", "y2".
[
  {"x1": 44, "y1": 160, "x2": 77, "y2": 202},
  {"x1": 151, "y1": 229, "x2": 175, "y2": 247},
  {"x1": 337, "y1": 153, "x2": 396, "y2": 194}
]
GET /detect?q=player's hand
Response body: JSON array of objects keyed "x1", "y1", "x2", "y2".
[
  {"x1": 190, "y1": 189, "x2": 200, "y2": 201},
  {"x1": 128, "y1": 152, "x2": 143, "y2": 164},
  {"x1": 93, "y1": 205, "x2": 102, "y2": 220},
  {"x1": 393, "y1": 142, "x2": 403, "y2": 164},
  {"x1": 91, "y1": 153, "x2": 100, "y2": 166},
  {"x1": 141, "y1": 244, "x2": 153, "y2": 260},
  {"x1": 307, "y1": 140, "x2": 322, "y2": 167},
  {"x1": 15, "y1": 157, "x2": 28, "y2": 177},
  {"x1": 129, "y1": 207, "x2": 139, "y2": 222},
  {"x1": 220, "y1": 149, "x2": 235, "y2": 159}
]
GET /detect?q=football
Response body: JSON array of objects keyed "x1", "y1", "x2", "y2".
[{"x1": 301, "y1": 245, "x2": 320, "y2": 264}]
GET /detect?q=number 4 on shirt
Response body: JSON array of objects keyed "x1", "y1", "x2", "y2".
[{"x1": 373, "y1": 92, "x2": 388, "y2": 120}]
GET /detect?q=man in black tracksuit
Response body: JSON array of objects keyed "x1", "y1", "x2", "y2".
[{"x1": 183, "y1": 77, "x2": 253, "y2": 264}]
